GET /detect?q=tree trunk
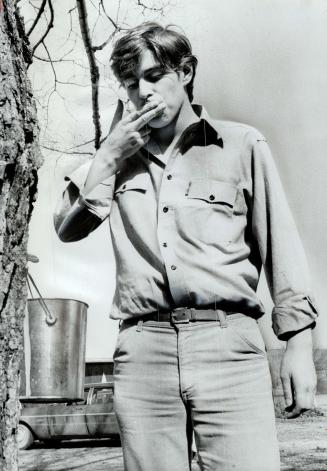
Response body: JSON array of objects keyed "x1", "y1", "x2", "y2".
[{"x1": 0, "y1": 1, "x2": 42, "y2": 469}]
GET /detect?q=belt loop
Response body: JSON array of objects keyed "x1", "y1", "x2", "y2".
[
  {"x1": 217, "y1": 310, "x2": 228, "y2": 328},
  {"x1": 136, "y1": 319, "x2": 143, "y2": 332}
]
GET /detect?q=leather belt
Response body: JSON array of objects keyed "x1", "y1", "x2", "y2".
[{"x1": 124, "y1": 307, "x2": 240, "y2": 326}]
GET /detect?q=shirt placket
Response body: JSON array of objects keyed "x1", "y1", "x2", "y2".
[{"x1": 157, "y1": 148, "x2": 190, "y2": 306}]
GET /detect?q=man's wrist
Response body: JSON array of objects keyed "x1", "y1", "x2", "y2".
[
  {"x1": 285, "y1": 325, "x2": 313, "y2": 351},
  {"x1": 94, "y1": 145, "x2": 120, "y2": 173},
  {"x1": 83, "y1": 149, "x2": 117, "y2": 195}
]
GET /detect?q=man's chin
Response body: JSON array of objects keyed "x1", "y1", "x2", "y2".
[{"x1": 148, "y1": 114, "x2": 171, "y2": 129}]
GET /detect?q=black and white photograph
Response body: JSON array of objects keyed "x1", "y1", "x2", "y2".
[{"x1": 1, "y1": 1, "x2": 327, "y2": 470}]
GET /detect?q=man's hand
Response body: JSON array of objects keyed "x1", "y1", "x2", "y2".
[
  {"x1": 83, "y1": 99, "x2": 165, "y2": 194},
  {"x1": 280, "y1": 327, "x2": 317, "y2": 418},
  {"x1": 104, "y1": 99, "x2": 165, "y2": 167}
]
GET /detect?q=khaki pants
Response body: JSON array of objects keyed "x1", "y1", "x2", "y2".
[{"x1": 113, "y1": 313, "x2": 280, "y2": 471}]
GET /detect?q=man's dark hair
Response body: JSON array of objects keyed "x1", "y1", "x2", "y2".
[{"x1": 110, "y1": 22, "x2": 198, "y2": 102}]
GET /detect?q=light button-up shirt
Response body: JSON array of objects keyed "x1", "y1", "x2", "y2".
[{"x1": 54, "y1": 105, "x2": 318, "y2": 339}]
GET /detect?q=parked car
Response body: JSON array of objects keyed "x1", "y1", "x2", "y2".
[{"x1": 18, "y1": 382, "x2": 120, "y2": 450}]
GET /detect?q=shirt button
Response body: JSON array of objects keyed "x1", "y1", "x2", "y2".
[
  {"x1": 171, "y1": 265, "x2": 177, "y2": 270},
  {"x1": 122, "y1": 184, "x2": 126, "y2": 190},
  {"x1": 163, "y1": 242, "x2": 167, "y2": 247},
  {"x1": 209, "y1": 194, "x2": 215, "y2": 201},
  {"x1": 167, "y1": 174, "x2": 172, "y2": 180},
  {"x1": 163, "y1": 206, "x2": 168, "y2": 213}
]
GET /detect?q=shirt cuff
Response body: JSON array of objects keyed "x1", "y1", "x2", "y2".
[
  {"x1": 272, "y1": 295, "x2": 318, "y2": 339},
  {"x1": 65, "y1": 160, "x2": 115, "y2": 221}
]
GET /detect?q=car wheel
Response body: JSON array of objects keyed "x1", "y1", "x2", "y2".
[{"x1": 17, "y1": 423, "x2": 34, "y2": 450}]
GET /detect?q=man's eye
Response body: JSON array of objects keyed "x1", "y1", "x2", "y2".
[
  {"x1": 147, "y1": 73, "x2": 164, "y2": 82},
  {"x1": 127, "y1": 83, "x2": 138, "y2": 90}
]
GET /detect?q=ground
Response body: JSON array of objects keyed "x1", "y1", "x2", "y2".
[{"x1": 19, "y1": 415, "x2": 327, "y2": 471}]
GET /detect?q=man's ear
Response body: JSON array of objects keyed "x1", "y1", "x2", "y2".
[{"x1": 181, "y1": 62, "x2": 194, "y2": 87}]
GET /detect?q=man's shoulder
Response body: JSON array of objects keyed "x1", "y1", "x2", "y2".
[{"x1": 208, "y1": 118, "x2": 267, "y2": 144}]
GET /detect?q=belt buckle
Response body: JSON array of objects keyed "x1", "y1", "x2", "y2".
[{"x1": 170, "y1": 308, "x2": 190, "y2": 324}]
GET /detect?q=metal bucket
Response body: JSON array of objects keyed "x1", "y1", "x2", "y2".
[{"x1": 20, "y1": 298, "x2": 88, "y2": 402}]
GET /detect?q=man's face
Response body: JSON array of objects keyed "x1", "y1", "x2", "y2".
[{"x1": 122, "y1": 49, "x2": 189, "y2": 128}]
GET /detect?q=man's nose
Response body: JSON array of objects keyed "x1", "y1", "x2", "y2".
[{"x1": 138, "y1": 78, "x2": 153, "y2": 101}]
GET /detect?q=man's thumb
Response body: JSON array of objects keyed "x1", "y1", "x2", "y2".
[{"x1": 109, "y1": 99, "x2": 124, "y2": 133}]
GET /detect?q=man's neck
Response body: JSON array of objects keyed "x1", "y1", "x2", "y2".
[{"x1": 150, "y1": 99, "x2": 199, "y2": 152}]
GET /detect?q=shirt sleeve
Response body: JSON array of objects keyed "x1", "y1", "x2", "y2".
[
  {"x1": 53, "y1": 159, "x2": 115, "y2": 242},
  {"x1": 248, "y1": 130, "x2": 318, "y2": 339}
]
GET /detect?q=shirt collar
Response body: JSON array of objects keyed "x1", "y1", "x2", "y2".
[
  {"x1": 176, "y1": 104, "x2": 224, "y2": 155},
  {"x1": 139, "y1": 104, "x2": 223, "y2": 166}
]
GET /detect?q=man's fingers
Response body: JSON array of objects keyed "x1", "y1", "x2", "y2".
[
  {"x1": 286, "y1": 388, "x2": 315, "y2": 418},
  {"x1": 141, "y1": 134, "x2": 151, "y2": 145},
  {"x1": 125, "y1": 101, "x2": 159, "y2": 123},
  {"x1": 296, "y1": 390, "x2": 315, "y2": 409},
  {"x1": 109, "y1": 99, "x2": 125, "y2": 133},
  {"x1": 281, "y1": 375, "x2": 293, "y2": 408},
  {"x1": 139, "y1": 128, "x2": 152, "y2": 138},
  {"x1": 287, "y1": 406, "x2": 306, "y2": 419},
  {"x1": 286, "y1": 394, "x2": 311, "y2": 418},
  {"x1": 128, "y1": 131, "x2": 150, "y2": 148},
  {"x1": 134, "y1": 103, "x2": 166, "y2": 130}
]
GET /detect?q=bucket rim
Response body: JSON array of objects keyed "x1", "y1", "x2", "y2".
[{"x1": 27, "y1": 298, "x2": 89, "y2": 308}]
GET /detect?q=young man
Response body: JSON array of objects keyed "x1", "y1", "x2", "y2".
[{"x1": 54, "y1": 22, "x2": 318, "y2": 471}]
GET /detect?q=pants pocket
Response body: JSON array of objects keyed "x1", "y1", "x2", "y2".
[
  {"x1": 113, "y1": 322, "x2": 135, "y2": 361},
  {"x1": 229, "y1": 316, "x2": 266, "y2": 356}
]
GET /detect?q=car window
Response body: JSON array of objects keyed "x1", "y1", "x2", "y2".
[{"x1": 91, "y1": 389, "x2": 113, "y2": 405}]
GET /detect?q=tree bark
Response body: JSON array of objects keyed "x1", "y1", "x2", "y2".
[{"x1": 0, "y1": 1, "x2": 42, "y2": 469}]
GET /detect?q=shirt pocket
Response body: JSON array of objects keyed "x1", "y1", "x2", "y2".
[
  {"x1": 114, "y1": 172, "x2": 150, "y2": 195},
  {"x1": 114, "y1": 172, "x2": 150, "y2": 215},
  {"x1": 187, "y1": 179, "x2": 237, "y2": 208},
  {"x1": 183, "y1": 179, "x2": 239, "y2": 246}
]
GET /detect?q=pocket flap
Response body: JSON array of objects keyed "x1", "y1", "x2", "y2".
[
  {"x1": 187, "y1": 180, "x2": 237, "y2": 207},
  {"x1": 115, "y1": 172, "x2": 150, "y2": 194}
]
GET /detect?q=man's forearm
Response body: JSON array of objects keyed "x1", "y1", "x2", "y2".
[
  {"x1": 83, "y1": 148, "x2": 118, "y2": 195},
  {"x1": 280, "y1": 325, "x2": 316, "y2": 416}
]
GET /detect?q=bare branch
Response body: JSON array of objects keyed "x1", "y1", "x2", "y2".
[
  {"x1": 34, "y1": 54, "x2": 78, "y2": 65},
  {"x1": 76, "y1": 0, "x2": 101, "y2": 149},
  {"x1": 99, "y1": 0, "x2": 119, "y2": 29},
  {"x1": 26, "y1": 0, "x2": 47, "y2": 36},
  {"x1": 69, "y1": 138, "x2": 96, "y2": 149},
  {"x1": 56, "y1": 80, "x2": 90, "y2": 87},
  {"x1": 115, "y1": 0, "x2": 122, "y2": 24},
  {"x1": 41, "y1": 145, "x2": 93, "y2": 156},
  {"x1": 68, "y1": 129, "x2": 109, "y2": 151},
  {"x1": 34, "y1": 54, "x2": 69, "y2": 63},
  {"x1": 57, "y1": 42, "x2": 79, "y2": 62},
  {"x1": 137, "y1": 0, "x2": 165, "y2": 13},
  {"x1": 32, "y1": 0, "x2": 54, "y2": 56},
  {"x1": 66, "y1": 5, "x2": 77, "y2": 42},
  {"x1": 42, "y1": 40, "x2": 57, "y2": 87},
  {"x1": 92, "y1": 32, "x2": 115, "y2": 51},
  {"x1": 91, "y1": 0, "x2": 102, "y2": 39}
]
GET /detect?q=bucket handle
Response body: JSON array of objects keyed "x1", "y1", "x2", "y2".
[{"x1": 26, "y1": 273, "x2": 57, "y2": 326}]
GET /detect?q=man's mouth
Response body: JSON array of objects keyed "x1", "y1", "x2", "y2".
[
  {"x1": 151, "y1": 105, "x2": 167, "y2": 121},
  {"x1": 152, "y1": 109, "x2": 165, "y2": 119}
]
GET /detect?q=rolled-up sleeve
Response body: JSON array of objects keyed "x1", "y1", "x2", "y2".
[
  {"x1": 249, "y1": 131, "x2": 318, "y2": 339},
  {"x1": 54, "y1": 160, "x2": 115, "y2": 242}
]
